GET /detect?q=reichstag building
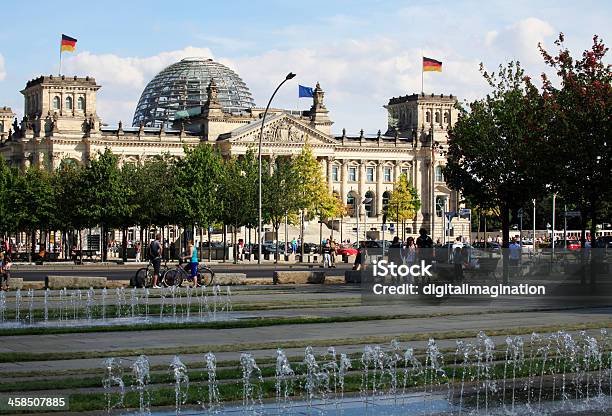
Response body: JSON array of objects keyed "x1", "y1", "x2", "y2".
[{"x1": 0, "y1": 57, "x2": 468, "y2": 242}]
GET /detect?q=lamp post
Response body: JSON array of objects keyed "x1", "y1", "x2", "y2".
[{"x1": 258, "y1": 72, "x2": 296, "y2": 265}]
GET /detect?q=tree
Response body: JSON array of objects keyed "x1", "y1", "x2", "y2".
[
  {"x1": 11, "y1": 166, "x2": 56, "y2": 260},
  {"x1": 292, "y1": 144, "x2": 329, "y2": 256},
  {"x1": 0, "y1": 158, "x2": 19, "y2": 235},
  {"x1": 539, "y1": 34, "x2": 612, "y2": 248},
  {"x1": 262, "y1": 157, "x2": 300, "y2": 262},
  {"x1": 175, "y1": 143, "x2": 222, "y2": 251},
  {"x1": 80, "y1": 149, "x2": 131, "y2": 262},
  {"x1": 221, "y1": 150, "x2": 259, "y2": 262},
  {"x1": 384, "y1": 173, "x2": 421, "y2": 239},
  {"x1": 444, "y1": 61, "x2": 547, "y2": 250}
]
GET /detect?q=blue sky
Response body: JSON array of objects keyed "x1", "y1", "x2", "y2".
[{"x1": 0, "y1": 0, "x2": 609, "y2": 133}]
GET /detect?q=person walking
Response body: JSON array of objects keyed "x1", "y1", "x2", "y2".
[
  {"x1": 181, "y1": 241, "x2": 200, "y2": 287},
  {"x1": 329, "y1": 237, "x2": 337, "y2": 268},
  {"x1": 353, "y1": 241, "x2": 368, "y2": 271},
  {"x1": 149, "y1": 234, "x2": 163, "y2": 288},
  {"x1": 403, "y1": 237, "x2": 417, "y2": 266}
]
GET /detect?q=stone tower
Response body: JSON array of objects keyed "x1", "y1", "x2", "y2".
[
  {"x1": 0, "y1": 106, "x2": 15, "y2": 140},
  {"x1": 384, "y1": 93, "x2": 458, "y2": 144},
  {"x1": 20, "y1": 75, "x2": 101, "y2": 136}
]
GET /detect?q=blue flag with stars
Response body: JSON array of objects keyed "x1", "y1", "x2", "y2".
[{"x1": 299, "y1": 85, "x2": 314, "y2": 98}]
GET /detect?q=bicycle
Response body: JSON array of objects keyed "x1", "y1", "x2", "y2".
[
  {"x1": 132, "y1": 258, "x2": 168, "y2": 288},
  {"x1": 162, "y1": 259, "x2": 214, "y2": 288}
]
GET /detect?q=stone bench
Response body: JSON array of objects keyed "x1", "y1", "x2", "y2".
[
  {"x1": 344, "y1": 270, "x2": 363, "y2": 283},
  {"x1": 214, "y1": 273, "x2": 247, "y2": 285},
  {"x1": 7, "y1": 277, "x2": 24, "y2": 290},
  {"x1": 273, "y1": 270, "x2": 325, "y2": 284},
  {"x1": 45, "y1": 275, "x2": 107, "y2": 289}
]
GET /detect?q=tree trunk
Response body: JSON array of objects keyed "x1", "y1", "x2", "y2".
[
  {"x1": 275, "y1": 224, "x2": 279, "y2": 264},
  {"x1": 580, "y1": 212, "x2": 588, "y2": 285},
  {"x1": 222, "y1": 223, "x2": 226, "y2": 263},
  {"x1": 589, "y1": 205, "x2": 597, "y2": 287},
  {"x1": 122, "y1": 227, "x2": 128, "y2": 263},
  {"x1": 101, "y1": 223, "x2": 107, "y2": 262},
  {"x1": 208, "y1": 225, "x2": 212, "y2": 262},
  {"x1": 79, "y1": 229, "x2": 83, "y2": 264},
  {"x1": 300, "y1": 210, "x2": 305, "y2": 260}
]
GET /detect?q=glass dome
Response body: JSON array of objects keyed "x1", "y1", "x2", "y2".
[{"x1": 132, "y1": 57, "x2": 255, "y2": 128}]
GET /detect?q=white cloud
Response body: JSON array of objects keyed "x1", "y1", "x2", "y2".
[
  {"x1": 0, "y1": 54, "x2": 6, "y2": 81},
  {"x1": 61, "y1": 46, "x2": 214, "y2": 124},
  {"x1": 485, "y1": 17, "x2": 555, "y2": 64},
  {"x1": 58, "y1": 40, "x2": 489, "y2": 132}
]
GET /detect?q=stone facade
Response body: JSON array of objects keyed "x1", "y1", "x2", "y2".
[{"x1": 0, "y1": 74, "x2": 469, "y2": 242}]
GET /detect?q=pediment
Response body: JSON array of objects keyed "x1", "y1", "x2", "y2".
[{"x1": 225, "y1": 113, "x2": 338, "y2": 146}]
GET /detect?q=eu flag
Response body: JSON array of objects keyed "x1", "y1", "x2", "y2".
[{"x1": 299, "y1": 85, "x2": 314, "y2": 98}]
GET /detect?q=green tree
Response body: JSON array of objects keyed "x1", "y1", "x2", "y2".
[
  {"x1": 262, "y1": 156, "x2": 300, "y2": 262},
  {"x1": 444, "y1": 61, "x2": 546, "y2": 250},
  {"x1": 80, "y1": 149, "x2": 131, "y2": 262},
  {"x1": 221, "y1": 150, "x2": 259, "y2": 262},
  {"x1": 539, "y1": 34, "x2": 612, "y2": 247},
  {"x1": 175, "y1": 143, "x2": 223, "y2": 249},
  {"x1": 12, "y1": 167, "x2": 56, "y2": 260},
  {"x1": 384, "y1": 173, "x2": 421, "y2": 239},
  {"x1": 292, "y1": 144, "x2": 329, "y2": 256},
  {"x1": 0, "y1": 158, "x2": 19, "y2": 235}
]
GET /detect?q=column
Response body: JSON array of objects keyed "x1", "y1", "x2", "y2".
[
  {"x1": 358, "y1": 160, "x2": 366, "y2": 202},
  {"x1": 327, "y1": 157, "x2": 333, "y2": 192},
  {"x1": 376, "y1": 162, "x2": 383, "y2": 217},
  {"x1": 341, "y1": 160, "x2": 348, "y2": 209}
]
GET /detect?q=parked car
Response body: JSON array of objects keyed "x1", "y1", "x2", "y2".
[{"x1": 336, "y1": 244, "x2": 358, "y2": 256}]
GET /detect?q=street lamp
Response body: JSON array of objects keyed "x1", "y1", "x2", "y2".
[{"x1": 258, "y1": 72, "x2": 296, "y2": 264}]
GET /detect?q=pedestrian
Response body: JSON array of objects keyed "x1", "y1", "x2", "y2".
[
  {"x1": 452, "y1": 246, "x2": 463, "y2": 282},
  {"x1": 291, "y1": 238, "x2": 297, "y2": 254},
  {"x1": 509, "y1": 237, "x2": 521, "y2": 278},
  {"x1": 388, "y1": 236, "x2": 402, "y2": 283},
  {"x1": 353, "y1": 241, "x2": 368, "y2": 271},
  {"x1": 149, "y1": 234, "x2": 163, "y2": 288},
  {"x1": 416, "y1": 228, "x2": 434, "y2": 281},
  {"x1": 403, "y1": 237, "x2": 417, "y2": 266},
  {"x1": 323, "y1": 241, "x2": 332, "y2": 268},
  {"x1": 329, "y1": 237, "x2": 337, "y2": 268},
  {"x1": 181, "y1": 241, "x2": 200, "y2": 287},
  {"x1": 135, "y1": 242, "x2": 141, "y2": 263}
]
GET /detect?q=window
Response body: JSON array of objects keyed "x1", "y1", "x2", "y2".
[
  {"x1": 364, "y1": 191, "x2": 375, "y2": 217},
  {"x1": 435, "y1": 166, "x2": 445, "y2": 182},
  {"x1": 444, "y1": 111, "x2": 450, "y2": 124},
  {"x1": 435, "y1": 111, "x2": 441, "y2": 123},
  {"x1": 331, "y1": 165, "x2": 339, "y2": 182},
  {"x1": 65, "y1": 96, "x2": 73, "y2": 110},
  {"x1": 348, "y1": 167, "x2": 357, "y2": 182},
  {"x1": 52, "y1": 96, "x2": 60, "y2": 110},
  {"x1": 436, "y1": 196, "x2": 447, "y2": 217},
  {"x1": 426, "y1": 111, "x2": 431, "y2": 123},
  {"x1": 0, "y1": 121, "x2": 3, "y2": 133},
  {"x1": 77, "y1": 96, "x2": 85, "y2": 111},
  {"x1": 384, "y1": 167, "x2": 392, "y2": 182},
  {"x1": 347, "y1": 192, "x2": 357, "y2": 217},
  {"x1": 401, "y1": 168, "x2": 410, "y2": 178},
  {"x1": 366, "y1": 167, "x2": 374, "y2": 182}
]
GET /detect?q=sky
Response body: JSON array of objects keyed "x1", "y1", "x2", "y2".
[{"x1": 0, "y1": 0, "x2": 609, "y2": 134}]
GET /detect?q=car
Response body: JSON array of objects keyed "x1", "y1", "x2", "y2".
[
  {"x1": 472, "y1": 241, "x2": 502, "y2": 252},
  {"x1": 336, "y1": 244, "x2": 358, "y2": 256}
]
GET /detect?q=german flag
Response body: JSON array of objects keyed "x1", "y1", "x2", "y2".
[
  {"x1": 60, "y1": 34, "x2": 77, "y2": 53},
  {"x1": 423, "y1": 57, "x2": 442, "y2": 72}
]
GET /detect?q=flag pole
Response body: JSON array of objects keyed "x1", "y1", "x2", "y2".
[
  {"x1": 58, "y1": 40, "x2": 62, "y2": 76},
  {"x1": 421, "y1": 53, "x2": 424, "y2": 94}
]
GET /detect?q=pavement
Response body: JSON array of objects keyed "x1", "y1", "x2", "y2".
[{"x1": 10, "y1": 261, "x2": 352, "y2": 281}]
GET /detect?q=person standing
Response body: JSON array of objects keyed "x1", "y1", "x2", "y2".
[
  {"x1": 149, "y1": 234, "x2": 163, "y2": 288},
  {"x1": 353, "y1": 241, "x2": 368, "y2": 270},
  {"x1": 135, "y1": 242, "x2": 141, "y2": 263},
  {"x1": 508, "y1": 237, "x2": 521, "y2": 279},
  {"x1": 323, "y1": 240, "x2": 332, "y2": 268},
  {"x1": 329, "y1": 237, "x2": 337, "y2": 268}
]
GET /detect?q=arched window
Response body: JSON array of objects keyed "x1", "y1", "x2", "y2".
[
  {"x1": 65, "y1": 96, "x2": 73, "y2": 110},
  {"x1": 0, "y1": 121, "x2": 4, "y2": 133},
  {"x1": 364, "y1": 190, "x2": 375, "y2": 217},
  {"x1": 435, "y1": 165, "x2": 445, "y2": 182},
  {"x1": 52, "y1": 96, "x2": 60, "y2": 110},
  {"x1": 444, "y1": 111, "x2": 450, "y2": 124},
  {"x1": 435, "y1": 112, "x2": 441, "y2": 123},
  {"x1": 426, "y1": 111, "x2": 431, "y2": 123},
  {"x1": 77, "y1": 96, "x2": 85, "y2": 111},
  {"x1": 347, "y1": 191, "x2": 357, "y2": 217},
  {"x1": 382, "y1": 191, "x2": 391, "y2": 211}
]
